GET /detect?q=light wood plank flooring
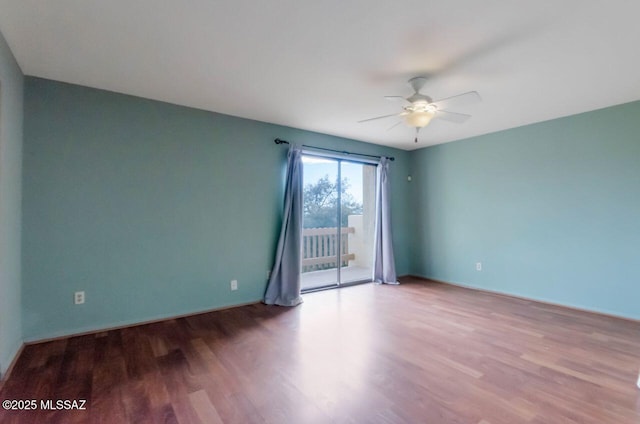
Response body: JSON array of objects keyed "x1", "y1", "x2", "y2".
[{"x1": 1, "y1": 277, "x2": 639, "y2": 423}]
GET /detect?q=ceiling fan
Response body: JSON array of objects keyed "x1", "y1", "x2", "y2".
[{"x1": 358, "y1": 77, "x2": 481, "y2": 143}]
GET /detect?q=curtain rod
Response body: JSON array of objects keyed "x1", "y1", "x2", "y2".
[{"x1": 273, "y1": 138, "x2": 394, "y2": 161}]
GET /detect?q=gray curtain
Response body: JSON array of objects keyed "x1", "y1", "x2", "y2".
[
  {"x1": 373, "y1": 157, "x2": 398, "y2": 284},
  {"x1": 264, "y1": 147, "x2": 304, "y2": 306}
]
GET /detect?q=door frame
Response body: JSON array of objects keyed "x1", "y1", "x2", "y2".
[{"x1": 300, "y1": 150, "x2": 378, "y2": 293}]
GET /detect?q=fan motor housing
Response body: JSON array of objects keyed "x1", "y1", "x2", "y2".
[{"x1": 407, "y1": 93, "x2": 433, "y2": 104}]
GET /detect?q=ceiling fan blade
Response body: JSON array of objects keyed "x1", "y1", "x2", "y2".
[
  {"x1": 387, "y1": 121, "x2": 403, "y2": 131},
  {"x1": 357, "y1": 112, "x2": 403, "y2": 123},
  {"x1": 435, "y1": 110, "x2": 472, "y2": 124},
  {"x1": 384, "y1": 96, "x2": 408, "y2": 102},
  {"x1": 431, "y1": 91, "x2": 481, "y2": 111}
]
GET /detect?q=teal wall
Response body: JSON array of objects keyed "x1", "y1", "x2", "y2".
[
  {"x1": 0, "y1": 30, "x2": 23, "y2": 376},
  {"x1": 22, "y1": 77, "x2": 411, "y2": 341},
  {"x1": 19, "y1": 72, "x2": 640, "y2": 342},
  {"x1": 410, "y1": 101, "x2": 640, "y2": 319}
]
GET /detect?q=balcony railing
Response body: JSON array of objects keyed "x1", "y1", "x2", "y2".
[{"x1": 302, "y1": 227, "x2": 355, "y2": 272}]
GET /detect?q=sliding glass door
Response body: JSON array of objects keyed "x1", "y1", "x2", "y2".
[
  {"x1": 339, "y1": 161, "x2": 376, "y2": 284},
  {"x1": 300, "y1": 154, "x2": 376, "y2": 291},
  {"x1": 301, "y1": 155, "x2": 339, "y2": 290}
]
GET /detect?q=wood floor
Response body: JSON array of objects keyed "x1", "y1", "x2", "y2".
[{"x1": 1, "y1": 278, "x2": 640, "y2": 423}]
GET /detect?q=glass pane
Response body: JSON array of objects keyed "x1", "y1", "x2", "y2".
[
  {"x1": 300, "y1": 155, "x2": 339, "y2": 290},
  {"x1": 340, "y1": 162, "x2": 376, "y2": 284}
]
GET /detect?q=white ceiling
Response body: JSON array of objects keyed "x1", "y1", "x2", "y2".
[{"x1": 1, "y1": 1, "x2": 640, "y2": 150}]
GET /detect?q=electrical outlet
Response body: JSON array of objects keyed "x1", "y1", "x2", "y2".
[
  {"x1": 476, "y1": 262, "x2": 482, "y2": 271},
  {"x1": 230, "y1": 280, "x2": 238, "y2": 291},
  {"x1": 74, "y1": 291, "x2": 85, "y2": 305}
]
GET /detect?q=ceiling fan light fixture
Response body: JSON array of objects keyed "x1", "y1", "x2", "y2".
[
  {"x1": 357, "y1": 77, "x2": 480, "y2": 143},
  {"x1": 404, "y1": 110, "x2": 435, "y2": 128}
]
